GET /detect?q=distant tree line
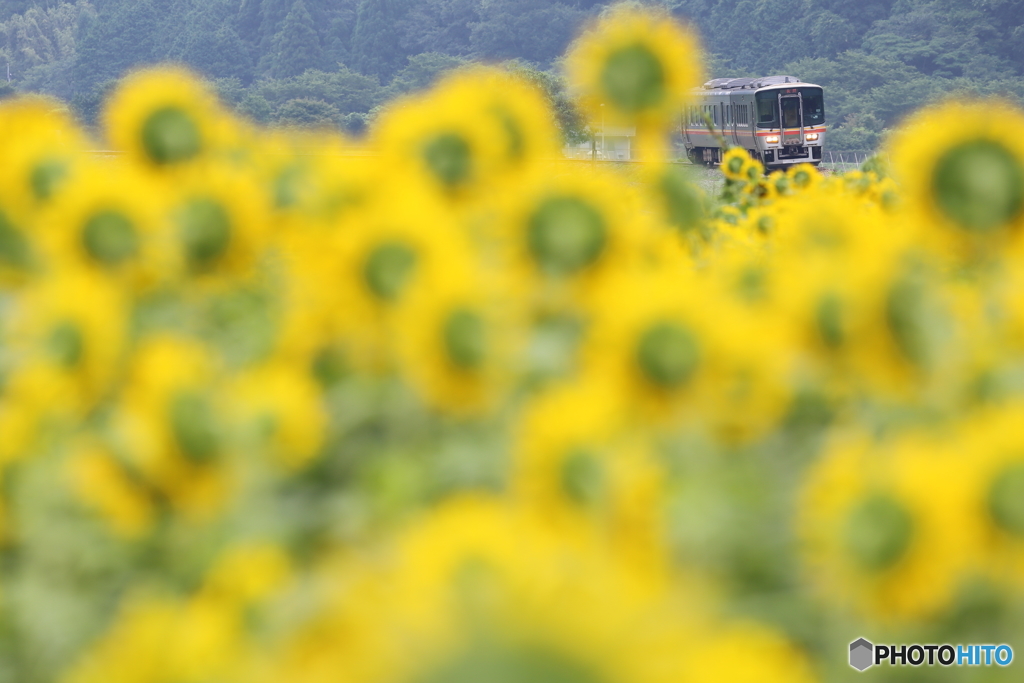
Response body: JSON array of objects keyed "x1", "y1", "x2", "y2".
[{"x1": 0, "y1": 0, "x2": 1021, "y2": 149}]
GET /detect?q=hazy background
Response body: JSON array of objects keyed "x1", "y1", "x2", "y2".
[{"x1": 1, "y1": 0, "x2": 1022, "y2": 149}]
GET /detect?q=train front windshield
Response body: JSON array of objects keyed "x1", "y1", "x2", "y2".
[{"x1": 755, "y1": 87, "x2": 825, "y2": 128}]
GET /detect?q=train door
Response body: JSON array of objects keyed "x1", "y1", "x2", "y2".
[
  {"x1": 729, "y1": 100, "x2": 737, "y2": 144},
  {"x1": 779, "y1": 92, "x2": 804, "y2": 146}
]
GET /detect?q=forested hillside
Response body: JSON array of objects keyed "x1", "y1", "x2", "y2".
[{"x1": 0, "y1": 0, "x2": 1021, "y2": 149}]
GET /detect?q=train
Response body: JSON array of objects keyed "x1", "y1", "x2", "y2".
[{"x1": 682, "y1": 75, "x2": 825, "y2": 170}]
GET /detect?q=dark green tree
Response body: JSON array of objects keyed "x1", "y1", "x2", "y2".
[
  {"x1": 178, "y1": 5, "x2": 255, "y2": 82},
  {"x1": 276, "y1": 97, "x2": 341, "y2": 127},
  {"x1": 270, "y1": 0, "x2": 325, "y2": 78},
  {"x1": 349, "y1": 0, "x2": 407, "y2": 80}
]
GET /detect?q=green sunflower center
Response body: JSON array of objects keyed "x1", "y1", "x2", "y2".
[
  {"x1": 527, "y1": 196, "x2": 607, "y2": 276},
  {"x1": 423, "y1": 133, "x2": 473, "y2": 189},
  {"x1": 726, "y1": 155, "x2": 745, "y2": 176},
  {"x1": 31, "y1": 158, "x2": 68, "y2": 202},
  {"x1": 886, "y1": 279, "x2": 929, "y2": 367},
  {"x1": 0, "y1": 209, "x2": 30, "y2": 269},
  {"x1": 844, "y1": 494, "x2": 914, "y2": 572},
  {"x1": 600, "y1": 44, "x2": 666, "y2": 114},
  {"x1": 560, "y1": 449, "x2": 605, "y2": 506},
  {"x1": 931, "y1": 139, "x2": 1024, "y2": 232},
  {"x1": 178, "y1": 197, "x2": 232, "y2": 270},
  {"x1": 636, "y1": 321, "x2": 700, "y2": 389},
  {"x1": 816, "y1": 293, "x2": 844, "y2": 349},
  {"x1": 987, "y1": 462, "x2": 1024, "y2": 537},
  {"x1": 444, "y1": 308, "x2": 486, "y2": 370},
  {"x1": 416, "y1": 645, "x2": 606, "y2": 683},
  {"x1": 170, "y1": 391, "x2": 220, "y2": 464},
  {"x1": 659, "y1": 167, "x2": 704, "y2": 232},
  {"x1": 141, "y1": 106, "x2": 202, "y2": 165},
  {"x1": 48, "y1": 321, "x2": 84, "y2": 368},
  {"x1": 83, "y1": 210, "x2": 139, "y2": 266},
  {"x1": 792, "y1": 169, "x2": 812, "y2": 188},
  {"x1": 364, "y1": 242, "x2": 417, "y2": 302}
]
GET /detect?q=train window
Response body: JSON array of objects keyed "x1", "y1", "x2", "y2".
[
  {"x1": 755, "y1": 91, "x2": 778, "y2": 128},
  {"x1": 800, "y1": 87, "x2": 825, "y2": 125},
  {"x1": 781, "y1": 97, "x2": 801, "y2": 128}
]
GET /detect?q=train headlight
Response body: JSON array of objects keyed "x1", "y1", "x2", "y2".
[
  {"x1": 805, "y1": 133, "x2": 819, "y2": 142},
  {"x1": 765, "y1": 136, "x2": 780, "y2": 145}
]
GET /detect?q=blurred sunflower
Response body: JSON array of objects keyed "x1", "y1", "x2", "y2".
[
  {"x1": 110, "y1": 335, "x2": 231, "y2": 519},
  {"x1": 326, "y1": 194, "x2": 471, "y2": 371},
  {"x1": 0, "y1": 95, "x2": 86, "y2": 221},
  {"x1": 41, "y1": 162, "x2": 170, "y2": 286},
  {"x1": 393, "y1": 260, "x2": 521, "y2": 416},
  {"x1": 889, "y1": 100, "x2": 1024, "y2": 254},
  {"x1": 105, "y1": 66, "x2": 231, "y2": 170},
  {"x1": 954, "y1": 405, "x2": 1024, "y2": 589},
  {"x1": 256, "y1": 496, "x2": 815, "y2": 683},
  {"x1": 374, "y1": 82, "x2": 505, "y2": 203},
  {"x1": 6, "y1": 269, "x2": 128, "y2": 409},
  {"x1": 566, "y1": 6, "x2": 702, "y2": 132},
  {"x1": 798, "y1": 432, "x2": 972, "y2": 621},
  {"x1": 583, "y1": 267, "x2": 721, "y2": 426},
  {"x1": 167, "y1": 163, "x2": 271, "y2": 282},
  {"x1": 512, "y1": 378, "x2": 665, "y2": 560},
  {"x1": 227, "y1": 360, "x2": 327, "y2": 470},
  {"x1": 498, "y1": 165, "x2": 644, "y2": 311}
]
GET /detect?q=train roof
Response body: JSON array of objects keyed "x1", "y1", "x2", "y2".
[{"x1": 693, "y1": 75, "x2": 820, "y2": 93}]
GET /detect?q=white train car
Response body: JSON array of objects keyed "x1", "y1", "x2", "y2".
[{"x1": 682, "y1": 75, "x2": 826, "y2": 170}]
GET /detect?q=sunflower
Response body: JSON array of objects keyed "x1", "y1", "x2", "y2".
[
  {"x1": 952, "y1": 404, "x2": 1024, "y2": 589},
  {"x1": 770, "y1": 187, "x2": 933, "y2": 398},
  {"x1": 582, "y1": 266, "x2": 723, "y2": 426},
  {"x1": 104, "y1": 66, "x2": 232, "y2": 171},
  {"x1": 40, "y1": 162, "x2": 171, "y2": 287},
  {"x1": 786, "y1": 163, "x2": 822, "y2": 193},
  {"x1": 889, "y1": 100, "x2": 1024, "y2": 255},
  {"x1": 566, "y1": 6, "x2": 703, "y2": 132},
  {"x1": 798, "y1": 431, "x2": 972, "y2": 621},
  {"x1": 497, "y1": 164, "x2": 645, "y2": 312},
  {"x1": 511, "y1": 379, "x2": 665, "y2": 559},
  {"x1": 326, "y1": 192, "x2": 472, "y2": 372},
  {"x1": 227, "y1": 360, "x2": 327, "y2": 470},
  {"x1": 165, "y1": 162, "x2": 271, "y2": 283},
  {"x1": 720, "y1": 147, "x2": 751, "y2": 182},
  {"x1": 393, "y1": 259, "x2": 521, "y2": 416},
  {"x1": 257, "y1": 496, "x2": 815, "y2": 683},
  {"x1": 110, "y1": 335, "x2": 231, "y2": 519},
  {"x1": 0, "y1": 95, "x2": 86, "y2": 221},
  {"x1": 374, "y1": 81, "x2": 506, "y2": 203},
  {"x1": 5, "y1": 269, "x2": 128, "y2": 409},
  {"x1": 443, "y1": 68, "x2": 561, "y2": 176}
]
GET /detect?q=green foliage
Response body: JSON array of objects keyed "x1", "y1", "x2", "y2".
[
  {"x1": 350, "y1": 0, "x2": 408, "y2": 80},
  {"x1": 275, "y1": 96, "x2": 341, "y2": 127},
  {"x1": 0, "y1": 0, "x2": 1022, "y2": 149},
  {"x1": 386, "y1": 51, "x2": 466, "y2": 96},
  {"x1": 270, "y1": 0, "x2": 324, "y2": 78}
]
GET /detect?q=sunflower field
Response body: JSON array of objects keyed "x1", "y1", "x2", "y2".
[{"x1": 1, "y1": 6, "x2": 1024, "y2": 683}]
